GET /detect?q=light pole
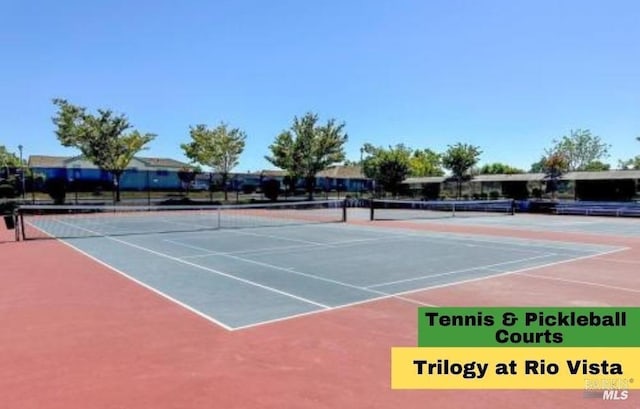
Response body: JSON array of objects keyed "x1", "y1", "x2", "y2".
[
  {"x1": 18, "y1": 145, "x2": 25, "y2": 199},
  {"x1": 359, "y1": 147, "x2": 364, "y2": 197}
]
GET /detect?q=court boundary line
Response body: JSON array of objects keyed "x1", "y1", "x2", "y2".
[
  {"x1": 164, "y1": 238, "x2": 437, "y2": 307},
  {"x1": 513, "y1": 272, "x2": 640, "y2": 293},
  {"x1": 318, "y1": 221, "x2": 622, "y2": 254},
  {"x1": 231, "y1": 246, "x2": 629, "y2": 331},
  {"x1": 50, "y1": 238, "x2": 236, "y2": 331},
  {"x1": 22, "y1": 218, "x2": 631, "y2": 332},
  {"x1": 166, "y1": 224, "x2": 610, "y2": 263},
  {"x1": 177, "y1": 235, "x2": 406, "y2": 260},
  {"x1": 366, "y1": 253, "x2": 559, "y2": 289},
  {"x1": 51, "y1": 219, "x2": 333, "y2": 310},
  {"x1": 359, "y1": 216, "x2": 640, "y2": 240}
]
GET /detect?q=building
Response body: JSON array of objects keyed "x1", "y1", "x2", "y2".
[
  {"x1": 28, "y1": 155, "x2": 191, "y2": 191},
  {"x1": 402, "y1": 171, "x2": 640, "y2": 201},
  {"x1": 316, "y1": 165, "x2": 369, "y2": 193}
]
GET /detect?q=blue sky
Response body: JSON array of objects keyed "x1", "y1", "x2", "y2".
[{"x1": 1, "y1": 0, "x2": 639, "y2": 172}]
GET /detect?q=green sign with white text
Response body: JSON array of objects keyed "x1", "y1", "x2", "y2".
[{"x1": 417, "y1": 307, "x2": 640, "y2": 347}]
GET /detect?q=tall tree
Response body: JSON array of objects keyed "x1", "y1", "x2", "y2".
[
  {"x1": 542, "y1": 151, "x2": 569, "y2": 199},
  {"x1": 181, "y1": 123, "x2": 246, "y2": 201},
  {"x1": 52, "y1": 98, "x2": 156, "y2": 202},
  {"x1": 479, "y1": 162, "x2": 524, "y2": 175},
  {"x1": 529, "y1": 157, "x2": 547, "y2": 173},
  {"x1": 409, "y1": 149, "x2": 444, "y2": 177},
  {"x1": 266, "y1": 131, "x2": 300, "y2": 196},
  {"x1": 549, "y1": 129, "x2": 610, "y2": 171},
  {"x1": 361, "y1": 144, "x2": 411, "y2": 197},
  {"x1": 265, "y1": 112, "x2": 348, "y2": 200},
  {"x1": 441, "y1": 143, "x2": 482, "y2": 199},
  {"x1": 0, "y1": 145, "x2": 21, "y2": 168}
]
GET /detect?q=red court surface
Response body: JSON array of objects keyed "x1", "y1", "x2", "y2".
[{"x1": 1, "y1": 218, "x2": 638, "y2": 409}]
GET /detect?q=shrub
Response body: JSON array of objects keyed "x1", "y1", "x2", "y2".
[
  {"x1": 262, "y1": 179, "x2": 280, "y2": 201},
  {"x1": 45, "y1": 178, "x2": 67, "y2": 204},
  {"x1": 532, "y1": 188, "x2": 542, "y2": 199},
  {"x1": 242, "y1": 184, "x2": 256, "y2": 194},
  {"x1": 0, "y1": 184, "x2": 16, "y2": 198}
]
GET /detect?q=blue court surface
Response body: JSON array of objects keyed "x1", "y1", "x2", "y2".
[{"x1": 42, "y1": 220, "x2": 623, "y2": 330}]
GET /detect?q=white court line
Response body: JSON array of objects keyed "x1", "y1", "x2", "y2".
[
  {"x1": 51, "y1": 219, "x2": 332, "y2": 310},
  {"x1": 232, "y1": 294, "x2": 437, "y2": 331},
  {"x1": 178, "y1": 242, "x2": 323, "y2": 259},
  {"x1": 27, "y1": 218, "x2": 631, "y2": 332},
  {"x1": 175, "y1": 234, "x2": 426, "y2": 260},
  {"x1": 366, "y1": 253, "x2": 558, "y2": 289},
  {"x1": 231, "y1": 246, "x2": 630, "y2": 331},
  {"x1": 594, "y1": 257, "x2": 640, "y2": 266},
  {"x1": 163, "y1": 238, "x2": 429, "y2": 307},
  {"x1": 314, "y1": 221, "x2": 616, "y2": 255},
  {"x1": 221, "y1": 228, "x2": 335, "y2": 247},
  {"x1": 23, "y1": 222, "x2": 234, "y2": 331},
  {"x1": 514, "y1": 273, "x2": 640, "y2": 294}
]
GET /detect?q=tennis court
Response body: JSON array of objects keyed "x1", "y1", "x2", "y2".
[{"x1": 2, "y1": 198, "x2": 639, "y2": 408}]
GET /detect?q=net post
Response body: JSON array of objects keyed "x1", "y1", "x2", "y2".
[
  {"x1": 19, "y1": 209, "x2": 26, "y2": 240},
  {"x1": 510, "y1": 199, "x2": 516, "y2": 215},
  {"x1": 216, "y1": 206, "x2": 221, "y2": 229},
  {"x1": 369, "y1": 198, "x2": 374, "y2": 221},
  {"x1": 452, "y1": 201, "x2": 456, "y2": 218},
  {"x1": 342, "y1": 199, "x2": 347, "y2": 222},
  {"x1": 13, "y1": 210, "x2": 19, "y2": 242}
]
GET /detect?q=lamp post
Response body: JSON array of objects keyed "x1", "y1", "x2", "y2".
[
  {"x1": 359, "y1": 147, "x2": 364, "y2": 198},
  {"x1": 18, "y1": 145, "x2": 25, "y2": 199}
]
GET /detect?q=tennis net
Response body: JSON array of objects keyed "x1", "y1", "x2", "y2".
[
  {"x1": 18, "y1": 199, "x2": 347, "y2": 240},
  {"x1": 370, "y1": 199, "x2": 515, "y2": 221}
]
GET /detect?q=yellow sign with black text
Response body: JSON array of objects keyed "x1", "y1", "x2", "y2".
[{"x1": 391, "y1": 347, "x2": 640, "y2": 389}]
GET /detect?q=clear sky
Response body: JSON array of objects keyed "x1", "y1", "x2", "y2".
[{"x1": 1, "y1": 0, "x2": 639, "y2": 172}]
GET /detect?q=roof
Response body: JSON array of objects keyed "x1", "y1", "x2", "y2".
[
  {"x1": 28, "y1": 155, "x2": 68, "y2": 168},
  {"x1": 316, "y1": 165, "x2": 365, "y2": 179},
  {"x1": 28, "y1": 155, "x2": 190, "y2": 169},
  {"x1": 403, "y1": 176, "x2": 447, "y2": 184},
  {"x1": 137, "y1": 157, "x2": 190, "y2": 168},
  {"x1": 472, "y1": 173, "x2": 546, "y2": 182},
  {"x1": 561, "y1": 170, "x2": 640, "y2": 180},
  {"x1": 402, "y1": 170, "x2": 640, "y2": 184},
  {"x1": 259, "y1": 169, "x2": 288, "y2": 177}
]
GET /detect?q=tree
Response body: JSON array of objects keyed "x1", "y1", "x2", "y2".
[
  {"x1": 361, "y1": 144, "x2": 411, "y2": 197},
  {"x1": 542, "y1": 151, "x2": 569, "y2": 199},
  {"x1": 266, "y1": 131, "x2": 300, "y2": 196},
  {"x1": 181, "y1": 123, "x2": 246, "y2": 201},
  {"x1": 0, "y1": 145, "x2": 21, "y2": 168},
  {"x1": 177, "y1": 166, "x2": 201, "y2": 196},
  {"x1": 478, "y1": 162, "x2": 524, "y2": 175},
  {"x1": 548, "y1": 129, "x2": 610, "y2": 171},
  {"x1": 619, "y1": 156, "x2": 640, "y2": 170},
  {"x1": 529, "y1": 157, "x2": 547, "y2": 173},
  {"x1": 409, "y1": 149, "x2": 444, "y2": 177},
  {"x1": 582, "y1": 161, "x2": 610, "y2": 171},
  {"x1": 52, "y1": 99, "x2": 156, "y2": 202},
  {"x1": 265, "y1": 112, "x2": 348, "y2": 200},
  {"x1": 441, "y1": 143, "x2": 482, "y2": 199}
]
